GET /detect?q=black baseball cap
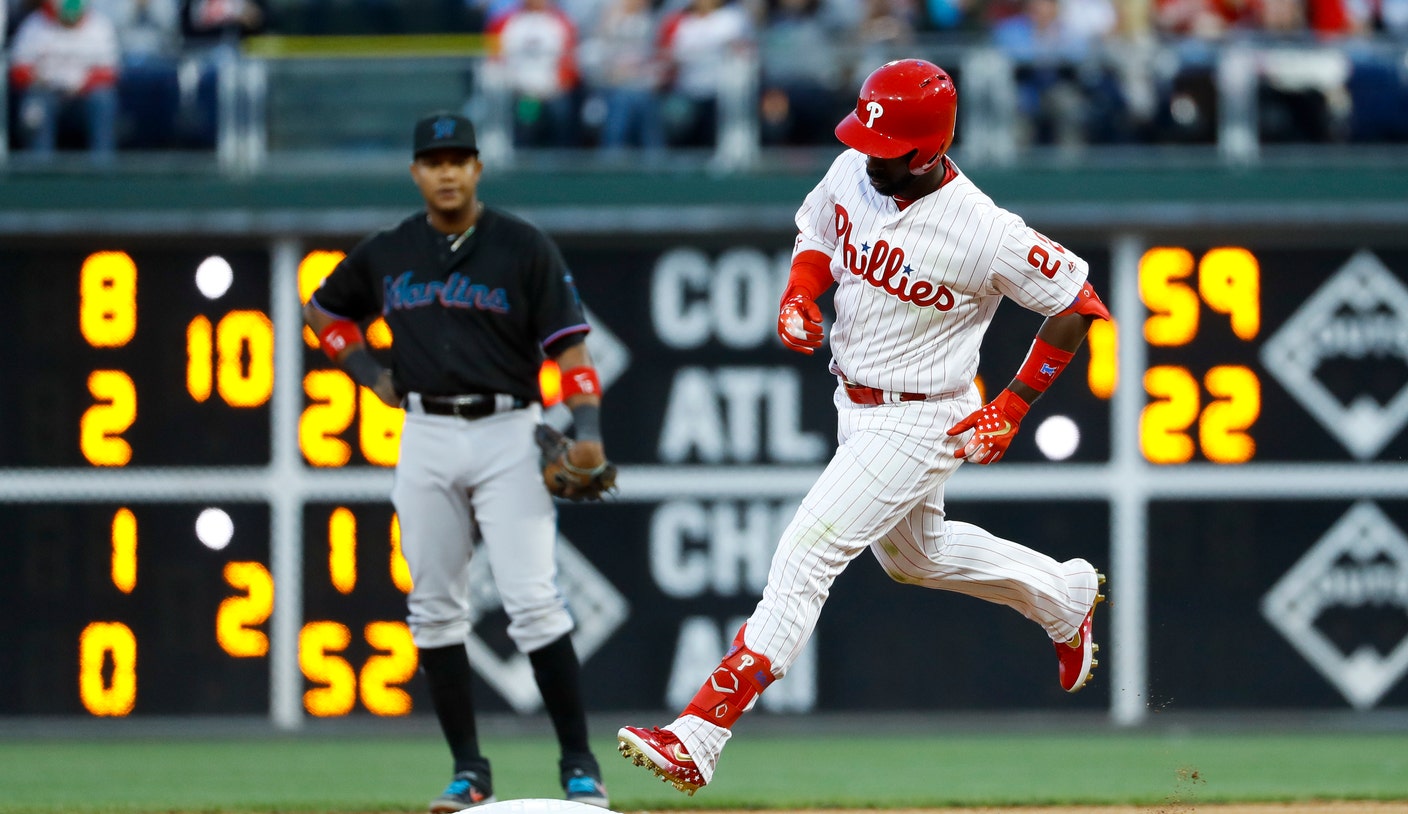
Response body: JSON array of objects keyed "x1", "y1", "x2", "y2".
[{"x1": 413, "y1": 112, "x2": 478, "y2": 157}]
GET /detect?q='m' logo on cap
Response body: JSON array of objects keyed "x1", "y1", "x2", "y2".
[
  {"x1": 433, "y1": 117, "x2": 457, "y2": 139},
  {"x1": 865, "y1": 101, "x2": 884, "y2": 128}
]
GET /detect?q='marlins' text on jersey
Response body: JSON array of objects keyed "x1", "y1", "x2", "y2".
[
  {"x1": 310, "y1": 207, "x2": 589, "y2": 401},
  {"x1": 384, "y1": 270, "x2": 510, "y2": 313}
]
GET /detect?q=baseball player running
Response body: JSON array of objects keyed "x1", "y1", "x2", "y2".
[
  {"x1": 304, "y1": 112, "x2": 611, "y2": 812},
  {"x1": 618, "y1": 59, "x2": 1111, "y2": 795}
]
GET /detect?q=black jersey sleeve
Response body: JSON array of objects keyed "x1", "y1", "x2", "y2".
[
  {"x1": 532, "y1": 230, "x2": 591, "y2": 357},
  {"x1": 307, "y1": 234, "x2": 383, "y2": 323}
]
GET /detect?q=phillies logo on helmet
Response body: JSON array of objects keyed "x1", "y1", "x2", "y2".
[{"x1": 864, "y1": 101, "x2": 884, "y2": 128}]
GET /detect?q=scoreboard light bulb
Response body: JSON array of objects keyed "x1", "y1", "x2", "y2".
[
  {"x1": 196, "y1": 508, "x2": 235, "y2": 550},
  {"x1": 1035, "y1": 415, "x2": 1080, "y2": 461},
  {"x1": 196, "y1": 256, "x2": 234, "y2": 299}
]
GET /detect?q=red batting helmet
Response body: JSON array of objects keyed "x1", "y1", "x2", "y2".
[{"x1": 835, "y1": 59, "x2": 957, "y2": 175}]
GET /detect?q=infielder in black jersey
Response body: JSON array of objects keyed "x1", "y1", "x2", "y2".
[{"x1": 303, "y1": 112, "x2": 611, "y2": 813}]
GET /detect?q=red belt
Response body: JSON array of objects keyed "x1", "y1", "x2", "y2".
[{"x1": 843, "y1": 381, "x2": 929, "y2": 405}]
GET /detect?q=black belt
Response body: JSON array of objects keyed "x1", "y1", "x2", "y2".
[{"x1": 419, "y1": 394, "x2": 529, "y2": 419}]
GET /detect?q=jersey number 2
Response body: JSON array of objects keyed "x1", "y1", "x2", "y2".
[{"x1": 1026, "y1": 245, "x2": 1063, "y2": 279}]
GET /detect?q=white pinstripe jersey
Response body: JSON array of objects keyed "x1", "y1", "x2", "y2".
[{"x1": 793, "y1": 150, "x2": 1089, "y2": 397}]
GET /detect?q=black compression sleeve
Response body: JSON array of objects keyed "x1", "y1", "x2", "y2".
[
  {"x1": 342, "y1": 347, "x2": 385, "y2": 389},
  {"x1": 570, "y1": 403, "x2": 602, "y2": 442}
]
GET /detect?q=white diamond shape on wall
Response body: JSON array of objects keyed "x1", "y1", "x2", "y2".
[
  {"x1": 1259, "y1": 251, "x2": 1408, "y2": 459},
  {"x1": 1260, "y1": 502, "x2": 1408, "y2": 709},
  {"x1": 464, "y1": 534, "x2": 629, "y2": 712}
]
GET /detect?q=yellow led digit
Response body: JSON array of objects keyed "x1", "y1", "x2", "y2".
[
  {"x1": 1085, "y1": 318, "x2": 1117, "y2": 399},
  {"x1": 81, "y1": 370, "x2": 136, "y2": 467},
  {"x1": 329, "y1": 507, "x2": 358, "y2": 595},
  {"x1": 79, "y1": 251, "x2": 137, "y2": 348},
  {"x1": 215, "y1": 311, "x2": 275, "y2": 408},
  {"x1": 1198, "y1": 247, "x2": 1260, "y2": 340},
  {"x1": 359, "y1": 389, "x2": 404, "y2": 467},
  {"x1": 540, "y1": 360, "x2": 562, "y2": 407},
  {"x1": 1200, "y1": 365, "x2": 1260, "y2": 464},
  {"x1": 300, "y1": 370, "x2": 356, "y2": 466},
  {"x1": 218, "y1": 562, "x2": 273, "y2": 657},
  {"x1": 186, "y1": 316, "x2": 214, "y2": 402},
  {"x1": 79, "y1": 621, "x2": 136, "y2": 716},
  {"x1": 360, "y1": 621, "x2": 417, "y2": 716},
  {"x1": 366, "y1": 318, "x2": 393, "y2": 349},
  {"x1": 300, "y1": 621, "x2": 356, "y2": 717},
  {"x1": 390, "y1": 514, "x2": 413, "y2": 594},
  {"x1": 111, "y1": 508, "x2": 136, "y2": 594},
  {"x1": 1140, "y1": 365, "x2": 1199, "y2": 464},
  {"x1": 1139, "y1": 247, "x2": 1199, "y2": 347},
  {"x1": 298, "y1": 251, "x2": 347, "y2": 348}
]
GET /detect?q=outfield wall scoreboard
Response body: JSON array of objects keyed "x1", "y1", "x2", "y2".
[{"x1": 2, "y1": 232, "x2": 1406, "y2": 722}]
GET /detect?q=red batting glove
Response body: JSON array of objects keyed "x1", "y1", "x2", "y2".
[
  {"x1": 778, "y1": 294, "x2": 823, "y2": 354},
  {"x1": 946, "y1": 389, "x2": 1031, "y2": 464}
]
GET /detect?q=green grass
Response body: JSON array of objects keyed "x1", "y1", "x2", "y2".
[{"x1": 1, "y1": 731, "x2": 1406, "y2": 812}]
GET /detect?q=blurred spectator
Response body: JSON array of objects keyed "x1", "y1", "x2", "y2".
[
  {"x1": 1379, "y1": 0, "x2": 1408, "y2": 33},
  {"x1": 579, "y1": 0, "x2": 666, "y2": 151},
  {"x1": 8, "y1": 0, "x2": 120, "y2": 159},
  {"x1": 487, "y1": 0, "x2": 582, "y2": 147},
  {"x1": 1256, "y1": 0, "x2": 1350, "y2": 141},
  {"x1": 1061, "y1": 0, "x2": 1117, "y2": 40},
  {"x1": 93, "y1": 0, "x2": 185, "y2": 149},
  {"x1": 180, "y1": 0, "x2": 263, "y2": 47},
  {"x1": 658, "y1": 0, "x2": 754, "y2": 147},
  {"x1": 94, "y1": 0, "x2": 178, "y2": 57},
  {"x1": 851, "y1": 0, "x2": 917, "y2": 82},
  {"x1": 558, "y1": 0, "x2": 611, "y2": 28},
  {"x1": 756, "y1": 0, "x2": 848, "y2": 145},
  {"x1": 993, "y1": 0, "x2": 1127, "y2": 145},
  {"x1": 1153, "y1": 0, "x2": 1257, "y2": 38},
  {"x1": 917, "y1": 0, "x2": 980, "y2": 31}
]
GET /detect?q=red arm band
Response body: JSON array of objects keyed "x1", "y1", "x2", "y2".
[
  {"x1": 1015, "y1": 337, "x2": 1076, "y2": 394},
  {"x1": 318, "y1": 320, "x2": 364, "y2": 361},
  {"x1": 560, "y1": 366, "x2": 601, "y2": 400},
  {"x1": 1059, "y1": 281, "x2": 1111, "y2": 321},
  {"x1": 782, "y1": 249, "x2": 833, "y2": 303},
  {"x1": 10, "y1": 65, "x2": 35, "y2": 88}
]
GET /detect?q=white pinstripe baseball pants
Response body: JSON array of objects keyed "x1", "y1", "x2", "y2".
[
  {"x1": 746, "y1": 385, "x2": 1100, "y2": 677},
  {"x1": 668, "y1": 386, "x2": 1101, "y2": 777}
]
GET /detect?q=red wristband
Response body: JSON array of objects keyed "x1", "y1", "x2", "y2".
[
  {"x1": 318, "y1": 320, "x2": 364, "y2": 361},
  {"x1": 560, "y1": 366, "x2": 601, "y2": 400},
  {"x1": 1015, "y1": 337, "x2": 1075, "y2": 393}
]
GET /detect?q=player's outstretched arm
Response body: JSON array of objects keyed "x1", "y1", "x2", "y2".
[{"x1": 947, "y1": 286, "x2": 1110, "y2": 464}]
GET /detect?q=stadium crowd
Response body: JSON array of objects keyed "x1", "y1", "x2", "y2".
[{"x1": 3, "y1": 0, "x2": 1408, "y2": 158}]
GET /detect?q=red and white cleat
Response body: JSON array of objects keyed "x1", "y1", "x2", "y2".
[
  {"x1": 617, "y1": 726, "x2": 706, "y2": 796},
  {"x1": 1056, "y1": 572, "x2": 1106, "y2": 692}
]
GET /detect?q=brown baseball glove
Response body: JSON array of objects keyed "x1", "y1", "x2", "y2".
[{"x1": 534, "y1": 423, "x2": 618, "y2": 502}]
